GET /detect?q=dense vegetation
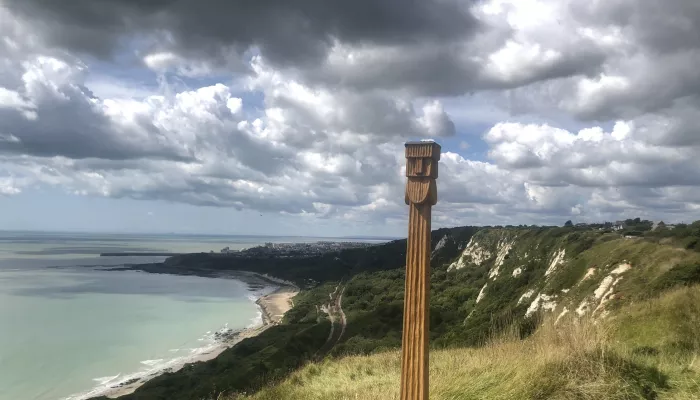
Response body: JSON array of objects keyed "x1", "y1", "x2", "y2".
[
  {"x1": 236, "y1": 286, "x2": 700, "y2": 400},
  {"x1": 94, "y1": 221, "x2": 700, "y2": 400}
]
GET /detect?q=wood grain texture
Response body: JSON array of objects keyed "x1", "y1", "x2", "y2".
[
  {"x1": 401, "y1": 203, "x2": 431, "y2": 400},
  {"x1": 401, "y1": 141, "x2": 439, "y2": 400},
  {"x1": 405, "y1": 179, "x2": 437, "y2": 205}
]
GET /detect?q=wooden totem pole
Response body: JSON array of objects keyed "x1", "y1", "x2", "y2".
[{"x1": 401, "y1": 140, "x2": 440, "y2": 400}]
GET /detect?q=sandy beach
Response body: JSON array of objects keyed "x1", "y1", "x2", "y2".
[{"x1": 96, "y1": 275, "x2": 299, "y2": 399}]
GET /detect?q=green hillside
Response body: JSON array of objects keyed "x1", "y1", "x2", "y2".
[
  {"x1": 234, "y1": 286, "x2": 700, "y2": 400},
  {"x1": 101, "y1": 221, "x2": 700, "y2": 400}
]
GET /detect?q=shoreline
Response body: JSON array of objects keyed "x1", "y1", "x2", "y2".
[{"x1": 84, "y1": 271, "x2": 298, "y2": 399}]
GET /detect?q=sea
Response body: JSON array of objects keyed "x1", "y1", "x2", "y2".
[{"x1": 0, "y1": 231, "x2": 390, "y2": 400}]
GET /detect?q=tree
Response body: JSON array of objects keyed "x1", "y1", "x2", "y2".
[{"x1": 564, "y1": 220, "x2": 573, "y2": 227}]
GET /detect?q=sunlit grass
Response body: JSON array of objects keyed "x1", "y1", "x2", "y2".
[{"x1": 228, "y1": 287, "x2": 700, "y2": 400}]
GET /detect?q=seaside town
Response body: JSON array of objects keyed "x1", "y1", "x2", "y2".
[{"x1": 217, "y1": 241, "x2": 378, "y2": 258}]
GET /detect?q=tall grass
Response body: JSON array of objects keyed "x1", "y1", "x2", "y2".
[{"x1": 227, "y1": 287, "x2": 700, "y2": 400}]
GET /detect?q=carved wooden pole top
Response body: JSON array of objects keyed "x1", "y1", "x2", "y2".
[{"x1": 405, "y1": 141, "x2": 440, "y2": 206}]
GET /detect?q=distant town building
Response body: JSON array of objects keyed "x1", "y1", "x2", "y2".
[{"x1": 215, "y1": 241, "x2": 376, "y2": 258}]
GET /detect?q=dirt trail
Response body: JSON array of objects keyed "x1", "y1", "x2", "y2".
[
  {"x1": 315, "y1": 284, "x2": 346, "y2": 358},
  {"x1": 336, "y1": 287, "x2": 346, "y2": 340}
]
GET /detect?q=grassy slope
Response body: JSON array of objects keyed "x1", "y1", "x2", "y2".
[
  {"x1": 233, "y1": 286, "x2": 700, "y2": 400},
  {"x1": 100, "y1": 225, "x2": 700, "y2": 399}
]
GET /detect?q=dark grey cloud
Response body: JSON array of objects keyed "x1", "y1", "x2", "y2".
[
  {"x1": 0, "y1": 91, "x2": 193, "y2": 162},
  {"x1": 295, "y1": 37, "x2": 607, "y2": 98},
  {"x1": 3, "y1": 0, "x2": 479, "y2": 68},
  {"x1": 632, "y1": 99, "x2": 700, "y2": 147},
  {"x1": 573, "y1": 0, "x2": 700, "y2": 55},
  {"x1": 2, "y1": 0, "x2": 613, "y2": 99},
  {"x1": 530, "y1": 163, "x2": 700, "y2": 189}
]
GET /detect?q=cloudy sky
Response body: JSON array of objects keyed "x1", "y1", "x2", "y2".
[{"x1": 0, "y1": 0, "x2": 699, "y2": 236}]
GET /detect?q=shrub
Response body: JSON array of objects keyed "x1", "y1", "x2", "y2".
[{"x1": 651, "y1": 262, "x2": 700, "y2": 292}]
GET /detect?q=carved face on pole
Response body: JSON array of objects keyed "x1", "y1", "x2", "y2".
[{"x1": 405, "y1": 141, "x2": 440, "y2": 206}]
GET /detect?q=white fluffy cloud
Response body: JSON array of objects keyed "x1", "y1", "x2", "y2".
[
  {"x1": 0, "y1": 10, "x2": 448, "y2": 221},
  {"x1": 2, "y1": 0, "x2": 700, "y2": 231}
]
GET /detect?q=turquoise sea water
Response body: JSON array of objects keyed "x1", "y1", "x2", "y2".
[
  {"x1": 0, "y1": 232, "x2": 339, "y2": 400},
  {"x1": 0, "y1": 268, "x2": 262, "y2": 400}
]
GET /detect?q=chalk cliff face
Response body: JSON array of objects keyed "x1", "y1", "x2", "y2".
[{"x1": 432, "y1": 226, "x2": 697, "y2": 325}]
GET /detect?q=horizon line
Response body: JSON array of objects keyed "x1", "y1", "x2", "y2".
[{"x1": 0, "y1": 229, "x2": 403, "y2": 240}]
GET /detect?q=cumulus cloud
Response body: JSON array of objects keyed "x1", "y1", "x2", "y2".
[
  {"x1": 0, "y1": 5, "x2": 453, "y2": 222},
  {"x1": 0, "y1": 56, "x2": 207, "y2": 161},
  {"x1": 2, "y1": 0, "x2": 700, "y2": 231},
  {"x1": 500, "y1": 0, "x2": 700, "y2": 127},
  {"x1": 484, "y1": 120, "x2": 699, "y2": 187}
]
